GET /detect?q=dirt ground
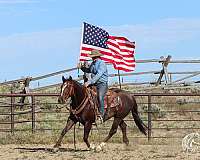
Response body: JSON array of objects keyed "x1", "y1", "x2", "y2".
[{"x1": 0, "y1": 142, "x2": 200, "y2": 160}]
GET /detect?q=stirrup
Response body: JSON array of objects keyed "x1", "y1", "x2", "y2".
[{"x1": 97, "y1": 115, "x2": 103, "y2": 124}]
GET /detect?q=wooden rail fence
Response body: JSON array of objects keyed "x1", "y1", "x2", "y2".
[
  {"x1": 0, "y1": 93, "x2": 200, "y2": 140},
  {"x1": 1, "y1": 57, "x2": 200, "y2": 91}
]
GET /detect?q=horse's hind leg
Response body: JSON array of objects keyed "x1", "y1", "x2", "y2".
[
  {"x1": 103, "y1": 117, "x2": 121, "y2": 143},
  {"x1": 54, "y1": 118, "x2": 75, "y2": 148},
  {"x1": 119, "y1": 120, "x2": 129, "y2": 145}
]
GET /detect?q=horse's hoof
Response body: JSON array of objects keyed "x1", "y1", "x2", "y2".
[
  {"x1": 52, "y1": 147, "x2": 60, "y2": 153},
  {"x1": 53, "y1": 144, "x2": 60, "y2": 152},
  {"x1": 100, "y1": 142, "x2": 106, "y2": 147},
  {"x1": 53, "y1": 143, "x2": 61, "y2": 148},
  {"x1": 90, "y1": 143, "x2": 96, "y2": 150},
  {"x1": 95, "y1": 142, "x2": 106, "y2": 152},
  {"x1": 95, "y1": 145, "x2": 102, "y2": 152}
]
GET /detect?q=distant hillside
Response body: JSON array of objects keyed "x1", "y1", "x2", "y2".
[
  {"x1": 123, "y1": 84, "x2": 200, "y2": 94},
  {"x1": 1, "y1": 82, "x2": 200, "y2": 95}
]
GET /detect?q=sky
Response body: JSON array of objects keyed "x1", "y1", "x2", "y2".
[{"x1": 0, "y1": 0, "x2": 200, "y2": 86}]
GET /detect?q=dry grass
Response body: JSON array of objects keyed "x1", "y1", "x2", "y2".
[{"x1": 1, "y1": 84, "x2": 200, "y2": 146}]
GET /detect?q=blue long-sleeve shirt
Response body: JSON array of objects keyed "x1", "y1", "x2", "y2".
[{"x1": 81, "y1": 59, "x2": 108, "y2": 85}]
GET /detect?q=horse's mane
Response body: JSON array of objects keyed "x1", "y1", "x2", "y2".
[{"x1": 72, "y1": 79, "x2": 83, "y2": 88}]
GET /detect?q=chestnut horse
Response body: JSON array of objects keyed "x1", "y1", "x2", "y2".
[{"x1": 54, "y1": 76, "x2": 147, "y2": 149}]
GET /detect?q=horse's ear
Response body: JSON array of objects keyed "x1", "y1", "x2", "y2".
[
  {"x1": 69, "y1": 76, "x2": 72, "y2": 80},
  {"x1": 62, "y1": 76, "x2": 66, "y2": 83}
]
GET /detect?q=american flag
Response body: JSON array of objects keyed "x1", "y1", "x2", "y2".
[{"x1": 79, "y1": 22, "x2": 135, "y2": 72}]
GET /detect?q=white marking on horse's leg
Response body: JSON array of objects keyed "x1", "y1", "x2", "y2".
[
  {"x1": 95, "y1": 145, "x2": 102, "y2": 152},
  {"x1": 52, "y1": 147, "x2": 59, "y2": 153},
  {"x1": 99, "y1": 142, "x2": 106, "y2": 148},
  {"x1": 95, "y1": 142, "x2": 106, "y2": 152},
  {"x1": 90, "y1": 143, "x2": 96, "y2": 150}
]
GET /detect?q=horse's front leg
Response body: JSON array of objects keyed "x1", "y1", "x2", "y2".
[
  {"x1": 54, "y1": 117, "x2": 76, "y2": 148},
  {"x1": 83, "y1": 121, "x2": 92, "y2": 148}
]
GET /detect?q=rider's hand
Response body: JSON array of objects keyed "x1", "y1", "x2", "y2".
[
  {"x1": 84, "y1": 82, "x2": 89, "y2": 87},
  {"x1": 77, "y1": 62, "x2": 83, "y2": 69}
]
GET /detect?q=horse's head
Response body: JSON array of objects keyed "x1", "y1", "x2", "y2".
[{"x1": 58, "y1": 76, "x2": 74, "y2": 104}]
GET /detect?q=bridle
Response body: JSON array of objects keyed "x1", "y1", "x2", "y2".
[
  {"x1": 60, "y1": 81, "x2": 74, "y2": 103},
  {"x1": 60, "y1": 81, "x2": 91, "y2": 115}
]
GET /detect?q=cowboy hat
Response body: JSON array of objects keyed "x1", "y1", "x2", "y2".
[{"x1": 88, "y1": 50, "x2": 103, "y2": 58}]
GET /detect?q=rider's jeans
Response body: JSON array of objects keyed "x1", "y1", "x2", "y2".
[{"x1": 96, "y1": 82, "x2": 108, "y2": 116}]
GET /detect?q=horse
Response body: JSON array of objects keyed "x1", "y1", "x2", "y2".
[{"x1": 54, "y1": 76, "x2": 147, "y2": 150}]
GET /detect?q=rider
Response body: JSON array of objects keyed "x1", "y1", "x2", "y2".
[{"x1": 78, "y1": 50, "x2": 108, "y2": 119}]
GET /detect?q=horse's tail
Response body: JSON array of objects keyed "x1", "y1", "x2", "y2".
[{"x1": 131, "y1": 97, "x2": 147, "y2": 136}]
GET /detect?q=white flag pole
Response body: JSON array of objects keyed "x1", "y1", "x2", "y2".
[{"x1": 77, "y1": 23, "x2": 85, "y2": 77}]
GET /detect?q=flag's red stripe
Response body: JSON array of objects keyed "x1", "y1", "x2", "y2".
[
  {"x1": 80, "y1": 53, "x2": 89, "y2": 57},
  {"x1": 108, "y1": 40, "x2": 135, "y2": 49},
  {"x1": 80, "y1": 57, "x2": 135, "y2": 72},
  {"x1": 110, "y1": 36, "x2": 136, "y2": 47},
  {"x1": 80, "y1": 47, "x2": 93, "y2": 51},
  {"x1": 81, "y1": 51, "x2": 135, "y2": 63},
  {"x1": 107, "y1": 39, "x2": 135, "y2": 53},
  {"x1": 109, "y1": 36, "x2": 130, "y2": 41},
  {"x1": 80, "y1": 35, "x2": 136, "y2": 72},
  {"x1": 107, "y1": 41, "x2": 130, "y2": 52},
  {"x1": 101, "y1": 50, "x2": 134, "y2": 60},
  {"x1": 109, "y1": 36, "x2": 135, "y2": 48},
  {"x1": 100, "y1": 57, "x2": 135, "y2": 67},
  {"x1": 81, "y1": 46, "x2": 134, "y2": 58},
  {"x1": 108, "y1": 48, "x2": 134, "y2": 62},
  {"x1": 107, "y1": 41, "x2": 134, "y2": 54},
  {"x1": 117, "y1": 42, "x2": 135, "y2": 49},
  {"x1": 81, "y1": 46, "x2": 135, "y2": 63}
]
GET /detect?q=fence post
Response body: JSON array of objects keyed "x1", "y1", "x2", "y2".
[
  {"x1": 147, "y1": 95, "x2": 152, "y2": 141},
  {"x1": 19, "y1": 77, "x2": 31, "y2": 109},
  {"x1": 169, "y1": 73, "x2": 172, "y2": 83},
  {"x1": 156, "y1": 55, "x2": 171, "y2": 85},
  {"x1": 10, "y1": 91, "x2": 15, "y2": 134},
  {"x1": 31, "y1": 96, "x2": 36, "y2": 133},
  {"x1": 118, "y1": 70, "x2": 121, "y2": 89}
]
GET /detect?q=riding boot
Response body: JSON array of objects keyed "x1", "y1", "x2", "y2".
[{"x1": 97, "y1": 114, "x2": 103, "y2": 124}]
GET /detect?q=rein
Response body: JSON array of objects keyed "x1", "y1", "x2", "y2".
[
  {"x1": 70, "y1": 94, "x2": 89, "y2": 115},
  {"x1": 70, "y1": 87, "x2": 98, "y2": 116},
  {"x1": 61, "y1": 81, "x2": 95, "y2": 116},
  {"x1": 69, "y1": 85, "x2": 92, "y2": 116}
]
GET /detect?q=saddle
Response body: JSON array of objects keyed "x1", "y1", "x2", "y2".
[
  {"x1": 104, "y1": 89, "x2": 122, "y2": 109},
  {"x1": 86, "y1": 87, "x2": 122, "y2": 116}
]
